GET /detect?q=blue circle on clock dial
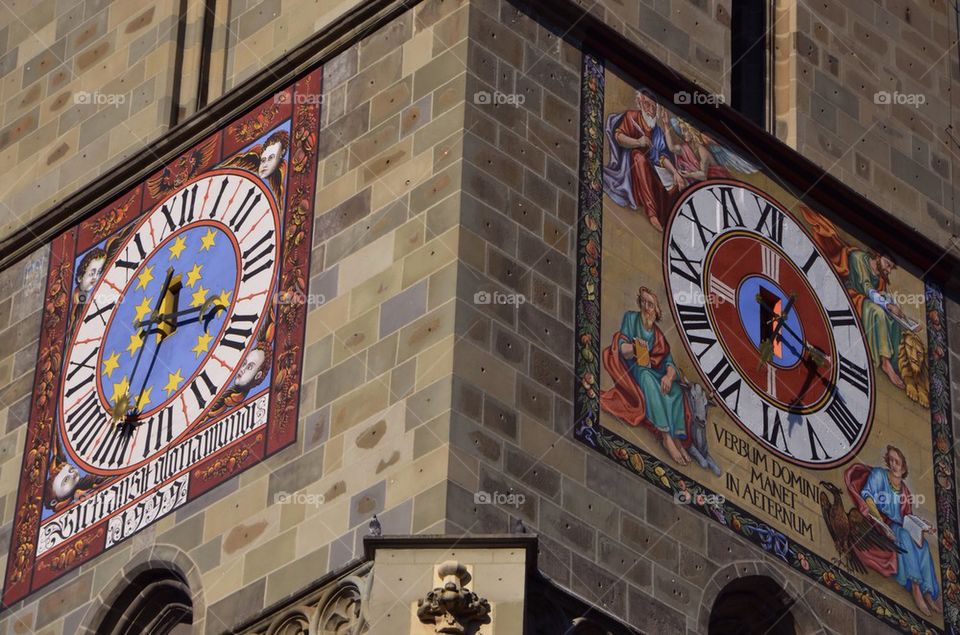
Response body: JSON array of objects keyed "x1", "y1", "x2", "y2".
[
  {"x1": 736, "y1": 275, "x2": 805, "y2": 368},
  {"x1": 99, "y1": 224, "x2": 237, "y2": 414}
]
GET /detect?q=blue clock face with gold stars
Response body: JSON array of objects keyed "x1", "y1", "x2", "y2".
[{"x1": 60, "y1": 169, "x2": 279, "y2": 474}]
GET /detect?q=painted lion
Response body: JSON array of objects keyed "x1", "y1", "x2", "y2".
[{"x1": 899, "y1": 330, "x2": 929, "y2": 408}]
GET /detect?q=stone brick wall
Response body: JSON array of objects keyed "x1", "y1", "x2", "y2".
[
  {"x1": 2, "y1": 0, "x2": 955, "y2": 257},
  {"x1": 0, "y1": 1, "x2": 472, "y2": 632},
  {"x1": 0, "y1": 1, "x2": 955, "y2": 634},
  {"x1": 442, "y1": 1, "x2": 918, "y2": 633}
]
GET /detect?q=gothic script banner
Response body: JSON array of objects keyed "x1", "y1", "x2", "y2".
[
  {"x1": 574, "y1": 53, "x2": 959, "y2": 634},
  {"x1": 3, "y1": 69, "x2": 321, "y2": 606}
]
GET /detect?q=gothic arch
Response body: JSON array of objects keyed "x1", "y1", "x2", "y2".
[
  {"x1": 80, "y1": 544, "x2": 205, "y2": 635},
  {"x1": 698, "y1": 561, "x2": 825, "y2": 635}
]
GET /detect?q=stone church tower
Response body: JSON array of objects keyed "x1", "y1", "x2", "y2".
[{"x1": 0, "y1": 1, "x2": 956, "y2": 634}]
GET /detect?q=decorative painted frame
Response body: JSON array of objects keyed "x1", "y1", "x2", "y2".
[
  {"x1": 572, "y1": 51, "x2": 960, "y2": 635},
  {"x1": 1, "y1": 68, "x2": 322, "y2": 608}
]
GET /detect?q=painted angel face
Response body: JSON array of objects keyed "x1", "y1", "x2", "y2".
[
  {"x1": 52, "y1": 464, "x2": 80, "y2": 499},
  {"x1": 79, "y1": 257, "x2": 105, "y2": 293},
  {"x1": 258, "y1": 142, "x2": 283, "y2": 179},
  {"x1": 236, "y1": 348, "x2": 267, "y2": 388}
]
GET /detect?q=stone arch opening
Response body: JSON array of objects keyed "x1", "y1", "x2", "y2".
[
  {"x1": 95, "y1": 567, "x2": 193, "y2": 635},
  {"x1": 708, "y1": 575, "x2": 796, "y2": 635}
]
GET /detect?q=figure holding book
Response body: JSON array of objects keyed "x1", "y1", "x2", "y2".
[
  {"x1": 845, "y1": 446, "x2": 941, "y2": 616},
  {"x1": 801, "y1": 207, "x2": 926, "y2": 397},
  {"x1": 600, "y1": 287, "x2": 694, "y2": 465}
]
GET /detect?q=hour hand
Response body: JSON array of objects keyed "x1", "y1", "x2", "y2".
[{"x1": 135, "y1": 294, "x2": 226, "y2": 332}]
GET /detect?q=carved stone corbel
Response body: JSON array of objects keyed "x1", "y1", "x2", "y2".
[{"x1": 416, "y1": 560, "x2": 491, "y2": 634}]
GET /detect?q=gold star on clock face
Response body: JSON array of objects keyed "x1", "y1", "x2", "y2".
[
  {"x1": 133, "y1": 296, "x2": 154, "y2": 325},
  {"x1": 126, "y1": 332, "x2": 144, "y2": 357},
  {"x1": 192, "y1": 332, "x2": 213, "y2": 358},
  {"x1": 186, "y1": 263, "x2": 203, "y2": 288},
  {"x1": 200, "y1": 229, "x2": 217, "y2": 251},
  {"x1": 216, "y1": 289, "x2": 232, "y2": 309},
  {"x1": 136, "y1": 386, "x2": 153, "y2": 411},
  {"x1": 163, "y1": 369, "x2": 184, "y2": 396},
  {"x1": 136, "y1": 266, "x2": 154, "y2": 290},
  {"x1": 168, "y1": 235, "x2": 188, "y2": 259},
  {"x1": 101, "y1": 351, "x2": 121, "y2": 378},
  {"x1": 190, "y1": 285, "x2": 209, "y2": 308},
  {"x1": 110, "y1": 375, "x2": 130, "y2": 404}
]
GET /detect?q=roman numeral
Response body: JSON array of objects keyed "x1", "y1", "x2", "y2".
[
  {"x1": 93, "y1": 425, "x2": 131, "y2": 466},
  {"x1": 709, "y1": 186, "x2": 744, "y2": 229},
  {"x1": 64, "y1": 351, "x2": 98, "y2": 399},
  {"x1": 160, "y1": 203, "x2": 179, "y2": 235},
  {"x1": 706, "y1": 356, "x2": 742, "y2": 413},
  {"x1": 66, "y1": 392, "x2": 100, "y2": 437},
  {"x1": 208, "y1": 178, "x2": 229, "y2": 219},
  {"x1": 141, "y1": 406, "x2": 175, "y2": 458},
  {"x1": 825, "y1": 394, "x2": 862, "y2": 445},
  {"x1": 228, "y1": 187, "x2": 261, "y2": 233},
  {"x1": 84, "y1": 299, "x2": 115, "y2": 325},
  {"x1": 115, "y1": 233, "x2": 148, "y2": 272},
  {"x1": 189, "y1": 370, "x2": 218, "y2": 410},
  {"x1": 221, "y1": 313, "x2": 258, "y2": 351},
  {"x1": 761, "y1": 245, "x2": 779, "y2": 281},
  {"x1": 836, "y1": 355, "x2": 870, "y2": 395},
  {"x1": 677, "y1": 199, "x2": 717, "y2": 248},
  {"x1": 676, "y1": 303, "x2": 710, "y2": 331},
  {"x1": 800, "y1": 250, "x2": 820, "y2": 274},
  {"x1": 66, "y1": 346, "x2": 99, "y2": 382},
  {"x1": 668, "y1": 239, "x2": 702, "y2": 286},
  {"x1": 754, "y1": 199, "x2": 785, "y2": 245},
  {"x1": 806, "y1": 421, "x2": 831, "y2": 461},
  {"x1": 241, "y1": 230, "x2": 275, "y2": 283},
  {"x1": 711, "y1": 279, "x2": 737, "y2": 305},
  {"x1": 766, "y1": 365, "x2": 777, "y2": 400},
  {"x1": 182, "y1": 184, "x2": 198, "y2": 225},
  {"x1": 827, "y1": 308, "x2": 857, "y2": 328},
  {"x1": 760, "y1": 403, "x2": 788, "y2": 453}
]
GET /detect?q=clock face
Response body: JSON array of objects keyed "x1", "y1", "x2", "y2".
[
  {"x1": 60, "y1": 169, "x2": 279, "y2": 474},
  {"x1": 663, "y1": 180, "x2": 874, "y2": 467}
]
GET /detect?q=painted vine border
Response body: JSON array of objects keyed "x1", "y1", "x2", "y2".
[{"x1": 571, "y1": 50, "x2": 959, "y2": 635}]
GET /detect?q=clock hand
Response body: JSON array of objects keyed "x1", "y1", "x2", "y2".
[
  {"x1": 755, "y1": 294, "x2": 831, "y2": 368},
  {"x1": 756, "y1": 293, "x2": 796, "y2": 367},
  {"x1": 111, "y1": 268, "x2": 180, "y2": 425},
  {"x1": 135, "y1": 296, "x2": 227, "y2": 332}
]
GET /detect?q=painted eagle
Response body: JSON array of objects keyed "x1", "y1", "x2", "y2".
[{"x1": 818, "y1": 481, "x2": 903, "y2": 574}]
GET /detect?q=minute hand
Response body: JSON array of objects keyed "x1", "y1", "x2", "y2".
[
  {"x1": 755, "y1": 295, "x2": 830, "y2": 367},
  {"x1": 135, "y1": 296, "x2": 226, "y2": 331}
]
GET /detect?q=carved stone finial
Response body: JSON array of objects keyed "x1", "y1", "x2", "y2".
[{"x1": 416, "y1": 560, "x2": 491, "y2": 634}]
